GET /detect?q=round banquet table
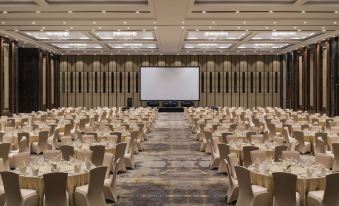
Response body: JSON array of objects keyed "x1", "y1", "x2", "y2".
[
  {"x1": 248, "y1": 161, "x2": 330, "y2": 206},
  {"x1": 16, "y1": 161, "x2": 94, "y2": 206},
  {"x1": 229, "y1": 143, "x2": 275, "y2": 164}
]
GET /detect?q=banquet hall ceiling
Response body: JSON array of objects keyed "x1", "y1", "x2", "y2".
[{"x1": 0, "y1": 0, "x2": 339, "y2": 55}]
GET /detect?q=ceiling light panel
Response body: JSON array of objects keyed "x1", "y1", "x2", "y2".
[
  {"x1": 52, "y1": 43, "x2": 102, "y2": 49},
  {"x1": 95, "y1": 31, "x2": 155, "y2": 40},
  {"x1": 251, "y1": 31, "x2": 316, "y2": 40},
  {"x1": 184, "y1": 43, "x2": 232, "y2": 49},
  {"x1": 108, "y1": 43, "x2": 157, "y2": 49},
  {"x1": 238, "y1": 43, "x2": 289, "y2": 49},
  {"x1": 186, "y1": 31, "x2": 247, "y2": 40},
  {"x1": 24, "y1": 31, "x2": 90, "y2": 40}
]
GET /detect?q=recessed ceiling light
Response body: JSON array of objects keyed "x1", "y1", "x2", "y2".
[
  {"x1": 93, "y1": 21, "x2": 96, "y2": 24},
  {"x1": 182, "y1": 21, "x2": 185, "y2": 24},
  {"x1": 136, "y1": 11, "x2": 140, "y2": 13},
  {"x1": 237, "y1": 26, "x2": 241, "y2": 29},
  {"x1": 273, "y1": 30, "x2": 276, "y2": 32},
  {"x1": 293, "y1": 26, "x2": 297, "y2": 29},
  {"x1": 127, "y1": 26, "x2": 130, "y2": 29},
  {"x1": 265, "y1": 26, "x2": 269, "y2": 29},
  {"x1": 142, "y1": 29, "x2": 146, "y2": 31},
  {"x1": 68, "y1": 11, "x2": 72, "y2": 13},
  {"x1": 301, "y1": 11, "x2": 306, "y2": 13},
  {"x1": 202, "y1": 11, "x2": 206, "y2": 14},
  {"x1": 335, "y1": 11, "x2": 339, "y2": 14},
  {"x1": 304, "y1": 21, "x2": 307, "y2": 24},
  {"x1": 70, "y1": 26, "x2": 73, "y2": 29},
  {"x1": 154, "y1": 26, "x2": 157, "y2": 29},
  {"x1": 123, "y1": 21, "x2": 127, "y2": 24},
  {"x1": 195, "y1": 29, "x2": 199, "y2": 31},
  {"x1": 209, "y1": 26, "x2": 212, "y2": 29},
  {"x1": 243, "y1": 21, "x2": 246, "y2": 24},
  {"x1": 36, "y1": 11, "x2": 40, "y2": 13},
  {"x1": 3, "y1": 11, "x2": 7, "y2": 14},
  {"x1": 14, "y1": 29, "x2": 19, "y2": 32},
  {"x1": 63, "y1": 21, "x2": 67, "y2": 24},
  {"x1": 235, "y1": 11, "x2": 240, "y2": 13},
  {"x1": 153, "y1": 21, "x2": 156, "y2": 24},
  {"x1": 334, "y1": 21, "x2": 337, "y2": 24},
  {"x1": 269, "y1": 11, "x2": 273, "y2": 13},
  {"x1": 98, "y1": 26, "x2": 102, "y2": 29},
  {"x1": 91, "y1": 29, "x2": 95, "y2": 32},
  {"x1": 102, "y1": 11, "x2": 106, "y2": 13},
  {"x1": 298, "y1": 29, "x2": 301, "y2": 32},
  {"x1": 1, "y1": 21, "x2": 5, "y2": 24},
  {"x1": 273, "y1": 21, "x2": 277, "y2": 24},
  {"x1": 32, "y1": 21, "x2": 36, "y2": 25},
  {"x1": 181, "y1": 26, "x2": 185, "y2": 29},
  {"x1": 212, "y1": 21, "x2": 215, "y2": 24}
]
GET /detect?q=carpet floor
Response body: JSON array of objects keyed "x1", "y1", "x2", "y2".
[{"x1": 113, "y1": 112, "x2": 232, "y2": 206}]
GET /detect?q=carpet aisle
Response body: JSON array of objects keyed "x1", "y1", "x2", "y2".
[{"x1": 114, "y1": 112, "x2": 228, "y2": 206}]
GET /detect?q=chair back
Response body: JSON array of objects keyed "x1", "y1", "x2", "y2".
[
  {"x1": 243, "y1": 146, "x2": 259, "y2": 167},
  {"x1": 293, "y1": 131, "x2": 305, "y2": 145},
  {"x1": 18, "y1": 137, "x2": 30, "y2": 153},
  {"x1": 227, "y1": 153, "x2": 239, "y2": 179},
  {"x1": 87, "y1": 166, "x2": 107, "y2": 205},
  {"x1": 1, "y1": 171, "x2": 23, "y2": 205},
  {"x1": 245, "y1": 131, "x2": 256, "y2": 142},
  {"x1": 102, "y1": 152, "x2": 114, "y2": 178},
  {"x1": 234, "y1": 166, "x2": 254, "y2": 205},
  {"x1": 221, "y1": 132, "x2": 233, "y2": 143},
  {"x1": 63, "y1": 123, "x2": 73, "y2": 136},
  {"x1": 250, "y1": 150, "x2": 267, "y2": 163},
  {"x1": 218, "y1": 143, "x2": 230, "y2": 163},
  {"x1": 90, "y1": 145, "x2": 105, "y2": 166},
  {"x1": 110, "y1": 132, "x2": 122, "y2": 143},
  {"x1": 13, "y1": 152, "x2": 30, "y2": 169},
  {"x1": 114, "y1": 142, "x2": 127, "y2": 164},
  {"x1": 274, "y1": 145, "x2": 288, "y2": 162},
  {"x1": 272, "y1": 172, "x2": 297, "y2": 206},
  {"x1": 332, "y1": 143, "x2": 339, "y2": 171},
  {"x1": 17, "y1": 132, "x2": 30, "y2": 143},
  {"x1": 38, "y1": 130, "x2": 49, "y2": 148},
  {"x1": 323, "y1": 173, "x2": 339, "y2": 205},
  {"x1": 59, "y1": 145, "x2": 74, "y2": 161},
  {"x1": 0, "y1": 143, "x2": 11, "y2": 169},
  {"x1": 43, "y1": 172, "x2": 68, "y2": 206}
]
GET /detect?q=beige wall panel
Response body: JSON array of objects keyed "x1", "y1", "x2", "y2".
[
  {"x1": 76, "y1": 93, "x2": 83, "y2": 107},
  {"x1": 207, "y1": 56, "x2": 214, "y2": 72},
  {"x1": 239, "y1": 56, "x2": 247, "y2": 72},
  {"x1": 215, "y1": 56, "x2": 223, "y2": 72},
  {"x1": 240, "y1": 94, "x2": 247, "y2": 107},
  {"x1": 223, "y1": 56, "x2": 232, "y2": 72},
  {"x1": 199, "y1": 56, "x2": 207, "y2": 72},
  {"x1": 157, "y1": 55, "x2": 165, "y2": 67},
  {"x1": 141, "y1": 56, "x2": 149, "y2": 66},
  {"x1": 125, "y1": 56, "x2": 133, "y2": 71},
  {"x1": 216, "y1": 94, "x2": 223, "y2": 106},
  {"x1": 174, "y1": 56, "x2": 182, "y2": 66},
  {"x1": 92, "y1": 56, "x2": 100, "y2": 72},
  {"x1": 232, "y1": 93, "x2": 239, "y2": 107},
  {"x1": 224, "y1": 94, "x2": 231, "y2": 106},
  {"x1": 256, "y1": 93, "x2": 265, "y2": 107},
  {"x1": 76, "y1": 56, "x2": 83, "y2": 72},
  {"x1": 83, "y1": 93, "x2": 90, "y2": 108},
  {"x1": 109, "y1": 56, "x2": 117, "y2": 72},
  {"x1": 201, "y1": 93, "x2": 207, "y2": 107},
  {"x1": 190, "y1": 56, "x2": 199, "y2": 66},
  {"x1": 265, "y1": 56, "x2": 272, "y2": 72},
  {"x1": 133, "y1": 93, "x2": 139, "y2": 107},
  {"x1": 256, "y1": 56, "x2": 264, "y2": 72},
  {"x1": 83, "y1": 56, "x2": 92, "y2": 72},
  {"x1": 92, "y1": 93, "x2": 99, "y2": 108},
  {"x1": 265, "y1": 93, "x2": 272, "y2": 107},
  {"x1": 248, "y1": 94, "x2": 256, "y2": 108},
  {"x1": 207, "y1": 93, "x2": 215, "y2": 107},
  {"x1": 101, "y1": 94, "x2": 109, "y2": 107}
]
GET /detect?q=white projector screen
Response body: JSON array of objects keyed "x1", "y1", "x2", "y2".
[{"x1": 140, "y1": 67, "x2": 200, "y2": 101}]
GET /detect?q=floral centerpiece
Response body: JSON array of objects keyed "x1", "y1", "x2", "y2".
[{"x1": 50, "y1": 162, "x2": 60, "y2": 172}]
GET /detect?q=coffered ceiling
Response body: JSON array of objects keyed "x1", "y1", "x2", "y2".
[{"x1": 0, "y1": 0, "x2": 338, "y2": 55}]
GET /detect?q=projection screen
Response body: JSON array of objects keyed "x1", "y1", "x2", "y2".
[{"x1": 140, "y1": 67, "x2": 200, "y2": 101}]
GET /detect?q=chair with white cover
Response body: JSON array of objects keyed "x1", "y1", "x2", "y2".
[
  {"x1": 110, "y1": 132, "x2": 122, "y2": 144},
  {"x1": 47, "y1": 128, "x2": 60, "y2": 150},
  {"x1": 0, "y1": 159, "x2": 6, "y2": 205},
  {"x1": 104, "y1": 158, "x2": 122, "y2": 203},
  {"x1": 293, "y1": 131, "x2": 311, "y2": 154},
  {"x1": 243, "y1": 146, "x2": 259, "y2": 167},
  {"x1": 31, "y1": 131, "x2": 49, "y2": 154},
  {"x1": 272, "y1": 172, "x2": 300, "y2": 206},
  {"x1": 0, "y1": 143, "x2": 11, "y2": 170},
  {"x1": 217, "y1": 143, "x2": 230, "y2": 173},
  {"x1": 90, "y1": 145, "x2": 105, "y2": 166},
  {"x1": 221, "y1": 132, "x2": 233, "y2": 144},
  {"x1": 13, "y1": 152, "x2": 30, "y2": 169},
  {"x1": 225, "y1": 158, "x2": 239, "y2": 204},
  {"x1": 43, "y1": 172, "x2": 69, "y2": 206},
  {"x1": 246, "y1": 131, "x2": 257, "y2": 142},
  {"x1": 274, "y1": 145, "x2": 288, "y2": 162},
  {"x1": 227, "y1": 153, "x2": 239, "y2": 180},
  {"x1": 74, "y1": 166, "x2": 107, "y2": 206},
  {"x1": 1, "y1": 171, "x2": 38, "y2": 206},
  {"x1": 332, "y1": 143, "x2": 339, "y2": 171},
  {"x1": 115, "y1": 143, "x2": 127, "y2": 173},
  {"x1": 307, "y1": 173, "x2": 339, "y2": 206},
  {"x1": 102, "y1": 153, "x2": 114, "y2": 178},
  {"x1": 59, "y1": 145, "x2": 74, "y2": 161},
  {"x1": 60, "y1": 136, "x2": 73, "y2": 145},
  {"x1": 250, "y1": 150, "x2": 267, "y2": 164},
  {"x1": 209, "y1": 136, "x2": 220, "y2": 169},
  {"x1": 235, "y1": 166, "x2": 269, "y2": 206},
  {"x1": 44, "y1": 150, "x2": 61, "y2": 161},
  {"x1": 124, "y1": 132, "x2": 137, "y2": 169},
  {"x1": 315, "y1": 153, "x2": 333, "y2": 170},
  {"x1": 204, "y1": 131, "x2": 213, "y2": 154},
  {"x1": 76, "y1": 150, "x2": 92, "y2": 162},
  {"x1": 282, "y1": 151, "x2": 300, "y2": 161}
]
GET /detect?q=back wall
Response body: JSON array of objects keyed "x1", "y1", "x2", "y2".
[{"x1": 59, "y1": 55, "x2": 282, "y2": 108}]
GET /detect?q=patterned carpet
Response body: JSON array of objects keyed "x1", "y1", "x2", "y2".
[{"x1": 113, "y1": 113, "x2": 231, "y2": 206}]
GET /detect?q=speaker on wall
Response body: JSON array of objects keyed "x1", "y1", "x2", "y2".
[{"x1": 127, "y1": 98, "x2": 133, "y2": 108}]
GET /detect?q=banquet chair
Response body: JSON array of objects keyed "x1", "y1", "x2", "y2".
[
  {"x1": 115, "y1": 142, "x2": 127, "y2": 173},
  {"x1": 104, "y1": 158, "x2": 122, "y2": 203},
  {"x1": 225, "y1": 134, "x2": 238, "y2": 144},
  {"x1": 314, "y1": 137, "x2": 329, "y2": 155},
  {"x1": 0, "y1": 143, "x2": 11, "y2": 170},
  {"x1": 44, "y1": 150, "x2": 61, "y2": 161},
  {"x1": 282, "y1": 151, "x2": 300, "y2": 161},
  {"x1": 79, "y1": 118, "x2": 87, "y2": 131},
  {"x1": 47, "y1": 124, "x2": 57, "y2": 138},
  {"x1": 60, "y1": 136, "x2": 73, "y2": 145},
  {"x1": 31, "y1": 130, "x2": 49, "y2": 154},
  {"x1": 250, "y1": 150, "x2": 267, "y2": 163},
  {"x1": 76, "y1": 150, "x2": 93, "y2": 162},
  {"x1": 293, "y1": 131, "x2": 312, "y2": 154},
  {"x1": 204, "y1": 131, "x2": 213, "y2": 154},
  {"x1": 243, "y1": 146, "x2": 259, "y2": 167},
  {"x1": 74, "y1": 166, "x2": 107, "y2": 206},
  {"x1": 234, "y1": 166, "x2": 269, "y2": 206},
  {"x1": 124, "y1": 132, "x2": 137, "y2": 169},
  {"x1": 47, "y1": 128, "x2": 60, "y2": 150},
  {"x1": 251, "y1": 134, "x2": 264, "y2": 143},
  {"x1": 17, "y1": 132, "x2": 30, "y2": 144},
  {"x1": 227, "y1": 153, "x2": 239, "y2": 179},
  {"x1": 90, "y1": 145, "x2": 105, "y2": 166},
  {"x1": 1, "y1": 171, "x2": 38, "y2": 206},
  {"x1": 217, "y1": 143, "x2": 230, "y2": 173},
  {"x1": 315, "y1": 153, "x2": 333, "y2": 170},
  {"x1": 13, "y1": 152, "x2": 30, "y2": 169},
  {"x1": 272, "y1": 172, "x2": 300, "y2": 206},
  {"x1": 105, "y1": 135, "x2": 118, "y2": 145},
  {"x1": 209, "y1": 136, "x2": 221, "y2": 169},
  {"x1": 221, "y1": 132, "x2": 233, "y2": 143},
  {"x1": 331, "y1": 143, "x2": 339, "y2": 171},
  {"x1": 199, "y1": 123, "x2": 207, "y2": 151},
  {"x1": 110, "y1": 132, "x2": 122, "y2": 144},
  {"x1": 315, "y1": 132, "x2": 329, "y2": 151},
  {"x1": 43, "y1": 172, "x2": 69, "y2": 206},
  {"x1": 63, "y1": 123, "x2": 73, "y2": 137},
  {"x1": 0, "y1": 132, "x2": 4, "y2": 143},
  {"x1": 102, "y1": 153, "x2": 114, "y2": 178},
  {"x1": 59, "y1": 145, "x2": 74, "y2": 161},
  {"x1": 307, "y1": 173, "x2": 339, "y2": 206},
  {"x1": 274, "y1": 145, "x2": 288, "y2": 162},
  {"x1": 0, "y1": 159, "x2": 5, "y2": 205},
  {"x1": 225, "y1": 158, "x2": 239, "y2": 203},
  {"x1": 246, "y1": 131, "x2": 257, "y2": 142},
  {"x1": 2, "y1": 135, "x2": 16, "y2": 151}
]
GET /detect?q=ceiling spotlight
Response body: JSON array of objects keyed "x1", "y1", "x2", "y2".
[
  {"x1": 153, "y1": 21, "x2": 156, "y2": 24},
  {"x1": 237, "y1": 26, "x2": 241, "y2": 29},
  {"x1": 136, "y1": 11, "x2": 140, "y2": 13},
  {"x1": 102, "y1": 11, "x2": 106, "y2": 13},
  {"x1": 93, "y1": 21, "x2": 96, "y2": 24},
  {"x1": 3, "y1": 11, "x2": 7, "y2": 14},
  {"x1": 123, "y1": 21, "x2": 127, "y2": 24},
  {"x1": 297, "y1": 29, "x2": 301, "y2": 32},
  {"x1": 98, "y1": 26, "x2": 102, "y2": 29},
  {"x1": 154, "y1": 26, "x2": 157, "y2": 29},
  {"x1": 304, "y1": 21, "x2": 307, "y2": 24},
  {"x1": 212, "y1": 21, "x2": 215, "y2": 24},
  {"x1": 335, "y1": 11, "x2": 339, "y2": 14},
  {"x1": 181, "y1": 26, "x2": 185, "y2": 29},
  {"x1": 68, "y1": 11, "x2": 72, "y2": 13},
  {"x1": 269, "y1": 11, "x2": 273, "y2": 13},
  {"x1": 243, "y1": 21, "x2": 246, "y2": 24},
  {"x1": 14, "y1": 29, "x2": 19, "y2": 32},
  {"x1": 334, "y1": 21, "x2": 337, "y2": 24},
  {"x1": 91, "y1": 29, "x2": 95, "y2": 32},
  {"x1": 70, "y1": 26, "x2": 73, "y2": 29},
  {"x1": 235, "y1": 11, "x2": 240, "y2": 13},
  {"x1": 202, "y1": 10, "x2": 206, "y2": 14},
  {"x1": 1, "y1": 21, "x2": 5, "y2": 24},
  {"x1": 182, "y1": 21, "x2": 185, "y2": 24},
  {"x1": 293, "y1": 26, "x2": 297, "y2": 29},
  {"x1": 301, "y1": 11, "x2": 306, "y2": 13},
  {"x1": 265, "y1": 26, "x2": 269, "y2": 29},
  {"x1": 32, "y1": 21, "x2": 36, "y2": 25},
  {"x1": 195, "y1": 29, "x2": 199, "y2": 31},
  {"x1": 209, "y1": 26, "x2": 212, "y2": 29},
  {"x1": 127, "y1": 26, "x2": 130, "y2": 29},
  {"x1": 63, "y1": 21, "x2": 67, "y2": 24}
]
